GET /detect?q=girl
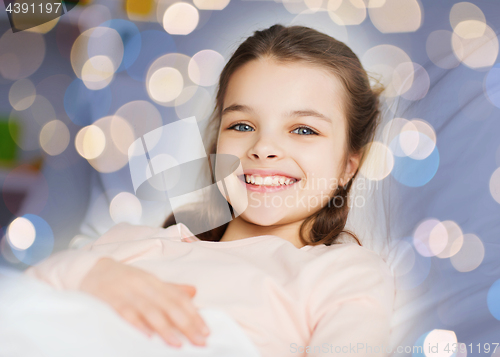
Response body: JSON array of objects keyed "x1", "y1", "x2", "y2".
[{"x1": 24, "y1": 24, "x2": 394, "y2": 356}]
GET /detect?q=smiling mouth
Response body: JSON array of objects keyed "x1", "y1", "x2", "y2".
[{"x1": 237, "y1": 174, "x2": 301, "y2": 187}]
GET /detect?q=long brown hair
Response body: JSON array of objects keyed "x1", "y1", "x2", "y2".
[{"x1": 163, "y1": 24, "x2": 383, "y2": 246}]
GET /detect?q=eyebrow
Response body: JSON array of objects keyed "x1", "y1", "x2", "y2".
[{"x1": 221, "y1": 104, "x2": 332, "y2": 124}]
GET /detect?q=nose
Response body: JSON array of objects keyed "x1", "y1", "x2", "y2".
[{"x1": 248, "y1": 134, "x2": 283, "y2": 160}]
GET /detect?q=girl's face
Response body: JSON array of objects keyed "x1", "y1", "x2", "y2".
[{"x1": 216, "y1": 58, "x2": 359, "y2": 227}]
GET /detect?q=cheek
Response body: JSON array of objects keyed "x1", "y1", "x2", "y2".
[
  {"x1": 298, "y1": 144, "x2": 344, "y2": 191},
  {"x1": 216, "y1": 135, "x2": 240, "y2": 155}
]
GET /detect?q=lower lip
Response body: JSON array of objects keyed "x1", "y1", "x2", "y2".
[{"x1": 237, "y1": 176, "x2": 300, "y2": 193}]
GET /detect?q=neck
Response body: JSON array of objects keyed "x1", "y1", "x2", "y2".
[{"x1": 219, "y1": 216, "x2": 307, "y2": 248}]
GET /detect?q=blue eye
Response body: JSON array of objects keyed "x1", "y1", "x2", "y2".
[
  {"x1": 292, "y1": 126, "x2": 319, "y2": 135},
  {"x1": 229, "y1": 123, "x2": 254, "y2": 132},
  {"x1": 228, "y1": 123, "x2": 319, "y2": 135}
]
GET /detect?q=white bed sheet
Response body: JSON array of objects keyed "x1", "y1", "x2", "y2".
[{"x1": 0, "y1": 270, "x2": 261, "y2": 357}]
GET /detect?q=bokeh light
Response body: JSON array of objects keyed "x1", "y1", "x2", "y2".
[
  {"x1": 386, "y1": 118, "x2": 437, "y2": 158},
  {"x1": 9, "y1": 79, "x2": 36, "y2": 111},
  {"x1": 81, "y1": 55, "x2": 116, "y2": 90},
  {"x1": 7, "y1": 217, "x2": 36, "y2": 250},
  {"x1": 39, "y1": 120, "x2": 71, "y2": 156},
  {"x1": 163, "y1": 3, "x2": 199, "y2": 35},
  {"x1": 80, "y1": 116, "x2": 135, "y2": 173},
  {"x1": 362, "y1": 44, "x2": 413, "y2": 98},
  {"x1": 368, "y1": 0, "x2": 422, "y2": 33},
  {"x1": 71, "y1": 26, "x2": 123, "y2": 81},
  {"x1": 358, "y1": 141, "x2": 394, "y2": 181},
  {"x1": 449, "y1": 2, "x2": 486, "y2": 39},
  {"x1": 109, "y1": 192, "x2": 143, "y2": 224},
  {"x1": 423, "y1": 329, "x2": 457, "y2": 357},
  {"x1": 389, "y1": 121, "x2": 418, "y2": 157},
  {"x1": 148, "y1": 67, "x2": 184, "y2": 103},
  {"x1": 452, "y1": 22, "x2": 498, "y2": 69},
  {"x1": 327, "y1": 0, "x2": 367, "y2": 26},
  {"x1": 109, "y1": 116, "x2": 136, "y2": 155},
  {"x1": 454, "y1": 20, "x2": 487, "y2": 40},
  {"x1": 304, "y1": 0, "x2": 326, "y2": 12},
  {"x1": 450, "y1": 233, "x2": 485, "y2": 272},
  {"x1": 427, "y1": 221, "x2": 449, "y2": 257},
  {"x1": 391, "y1": 144, "x2": 439, "y2": 187},
  {"x1": 7, "y1": 214, "x2": 54, "y2": 266},
  {"x1": 490, "y1": 167, "x2": 500, "y2": 204},
  {"x1": 435, "y1": 221, "x2": 464, "y2": 259},
  {"x1": 75, "y1": 125, "x2": 106, "y2": 160},
  {"x1": 413, "y1": 218, "x2": 442, "y2": 257},
  {"x1": 405, "y1": 119, "x2": 436, "y2": 160},
  {"x1": 146, "y1": 53, "x2": 197, "y2": 106},
  {"x1": 383, "y1": 117, "x2": 413, "y2": 152},
  {"x1": 193, "y1": 0, "x2": 230, "y2": 10},
  {"x1": 487, "y1": 279, "x2": 500, "y2": 321},
  {"x1": 188, "y1": 49, "x2": 225, "y2": 87}
]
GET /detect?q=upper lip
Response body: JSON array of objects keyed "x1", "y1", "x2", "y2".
[{"x1": 239, "y1": 169, "x2": 301, "y2": 181}]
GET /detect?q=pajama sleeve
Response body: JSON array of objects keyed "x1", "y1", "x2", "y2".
[
  {"x1": 23, "y1": 222, "x2": 185, "y2": 292},
  {"x1": 305, "y1": 245, "x2": 395, "y2": 357}
]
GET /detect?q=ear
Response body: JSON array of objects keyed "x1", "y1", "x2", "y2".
[{"x1": 340, "y1": 153, "x2": 361, "y2": 187}]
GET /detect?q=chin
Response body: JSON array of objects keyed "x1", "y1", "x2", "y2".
[{"x1": 237, "y1": 208, "x2": 284, "y2": 227}]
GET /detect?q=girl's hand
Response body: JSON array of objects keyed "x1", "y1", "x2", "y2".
[{"x1": 79, "y1": 257, "x2": 210, "y2": 348}]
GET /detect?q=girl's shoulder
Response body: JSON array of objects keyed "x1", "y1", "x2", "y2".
[{"x1": 303, "y1": 236, "x2": 392, "y2": 280}]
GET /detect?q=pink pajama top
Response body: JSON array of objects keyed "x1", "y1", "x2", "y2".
[{"x1": 24, "y1": 222, "x2": 395, "y2": 356}]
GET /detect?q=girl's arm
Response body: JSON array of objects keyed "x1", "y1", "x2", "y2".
[
  {"x1": 23, "y1": 222, "x2": 210, "y2": 347},
  {"x1": 306, "y1": 246, "x2": 395, "y2": 356},
  {"x1": 23, "y1": 222, "x2": 178, "y2": 291}
]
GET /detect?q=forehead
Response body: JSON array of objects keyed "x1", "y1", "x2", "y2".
[{"x1": 223, "y1": 58, "x2": 347, "y2": 124}]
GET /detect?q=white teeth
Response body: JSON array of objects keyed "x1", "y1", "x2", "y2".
[{"x1": 244, "y1": 174, "x2": 297, "y2": 186}]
